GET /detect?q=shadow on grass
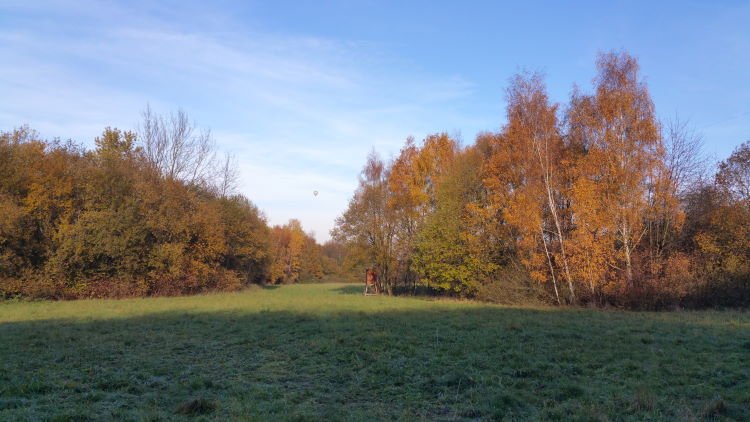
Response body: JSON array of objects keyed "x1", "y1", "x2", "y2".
[
  {"x1": 1, "y1": 306, "x2": 748, "y2": 420},
  {"x1": 332, "y1": 284, "x2": 365, "y2": 295}
]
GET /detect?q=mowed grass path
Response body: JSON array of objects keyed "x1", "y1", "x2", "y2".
[{"x1": 1, "y1": 284, "x2": 748, "y2": 421}]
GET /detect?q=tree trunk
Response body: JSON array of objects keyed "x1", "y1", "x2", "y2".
[
  {"x1": 541, "y1": 225, "x2": 561, "y2": 305},
  {"x1": 622, "y1": 220, "x2": 634, "y2": 288}
]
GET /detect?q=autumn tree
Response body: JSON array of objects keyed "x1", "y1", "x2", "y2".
[
  {"x1": 413, "y1": 143, "x2": 497, "y2": 294},
  {"x1": 332, "y1": 151, "x2": 397, "y2": 294},
  {"x1": 716, "y1": 141, "x2": 750, "y2": 205},
  {"x1": 218, "y1": 194, "x2": 270, "y2": 284},
  {"x1": 5, "y1": 51, "x2": 748, "y2": 308},
  {"x1": 48, "y1": 128, "x2": 149, "y2": 286},
  {"x1": 269, "y1": 219, "x2": 325, "y2": 284},
  {"x1": 566, "y1": 51, "x2": 666, "y2": 297},
  {"x1": 269, "y1": 219, "x2": 304, "y2": 283},
  {"x1": 320, "y1": 239, "x2": 364, "y2": 282},
  {"x1": 0, "y1": 127, "x2": 50, "y2": 279},
  {"x1": 0, "y1": 122, "x2": 272, "y2": 299},
  {"x1": 689, "y1": 142, "x2": 750, "y2": 288},
  {"x1": 388, "y1": 133, "x2": 458, "y2": 289},
  {"x1": 484, "y1": 73, "x2": 575, "y2": 304},
  {"x1": 299, "y1": 233, "x2": 325, "y2": 281}
]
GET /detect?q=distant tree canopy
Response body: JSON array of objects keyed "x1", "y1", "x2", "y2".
[
  {"x1": 267, "y1": 219, "x2": 329, "y2": 284},
  {"x1": 333, "y1": 51, "x2": 750, "y2": 308},
  {"x1": 3, "y1": 51, "x2": 748, "y2": 308},
  {"x1": 0, "y1": 110, "x2": 335, "y2": 299}
]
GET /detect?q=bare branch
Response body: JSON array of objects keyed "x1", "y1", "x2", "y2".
[
  {"x1": 664, "y1": 116, "x2": 708, "y2": 196},
  {"x1": 137, "y1": 105, "x2": 219, "y2": 187}
]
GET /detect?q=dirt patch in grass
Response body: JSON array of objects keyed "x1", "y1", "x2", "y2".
[{"x1": 175, "y1": 397, "x2": 217, "y2": 416}]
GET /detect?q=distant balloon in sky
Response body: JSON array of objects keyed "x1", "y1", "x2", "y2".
[{"x1": 313, "y1": 190, "x2": 318, "y2": 197}]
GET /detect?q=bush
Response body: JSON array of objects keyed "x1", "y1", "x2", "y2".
[
  {"x1": 474, "y1": 267, "x2": 553, "y2": 306},
  {"x1": 0, "y1": 127, "x2": 271, "y2": 299}
]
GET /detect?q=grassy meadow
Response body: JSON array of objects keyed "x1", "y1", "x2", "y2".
[{"x1": 1, "y1": 283, "x2": 748, "y2": 421}]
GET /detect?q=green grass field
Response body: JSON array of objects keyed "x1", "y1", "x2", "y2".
[{"x1": 1, "y1": 283, "x2": 748, "y2": 421}]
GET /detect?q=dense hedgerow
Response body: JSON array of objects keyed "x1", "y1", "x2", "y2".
[
  {"x1": 0, "y1": 126, "x2": 270, "y2": 298},
  {"x1": 0, "y1": 118, "x2": 341, "y2": 298}
]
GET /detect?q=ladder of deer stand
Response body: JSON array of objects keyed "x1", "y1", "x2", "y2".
[{"x1": 363, "y1": 267, "x2": 379, "y2": 296}]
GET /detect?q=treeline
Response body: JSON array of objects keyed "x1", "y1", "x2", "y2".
[
  {"x1": 333, "y1": 51, "x2": 750, "y2": 308},
  {"x1": 0, "y1": 110, "x2": 335, "y2": 299},
  {"x1": 269, "y1": 219, "x2": 341, "y2": 284}
]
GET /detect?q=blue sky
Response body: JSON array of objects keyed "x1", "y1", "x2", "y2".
[{"x1": 2, "y1": 1, "x2": 749, "y2": 241}]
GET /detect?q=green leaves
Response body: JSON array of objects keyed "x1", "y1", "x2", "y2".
[{"x1": 0, "y1": 126, "x2": 271, "y2": 299}]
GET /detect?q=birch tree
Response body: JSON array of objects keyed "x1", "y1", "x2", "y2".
[
  {"x1": 484, "y1": 73, "x2": 575, "y2": 303},
  {"x1": 567, "y1": 52, "x2": 663, "y2": 291}
]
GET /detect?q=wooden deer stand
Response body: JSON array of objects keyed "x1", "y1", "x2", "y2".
[{"x1": 363, "y1": 267, "x2": 380, "y2": 296}]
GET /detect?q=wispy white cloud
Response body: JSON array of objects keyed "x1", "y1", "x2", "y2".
[{"x1": 0, "y1": 1, "x2": 483, "y2": 241}]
